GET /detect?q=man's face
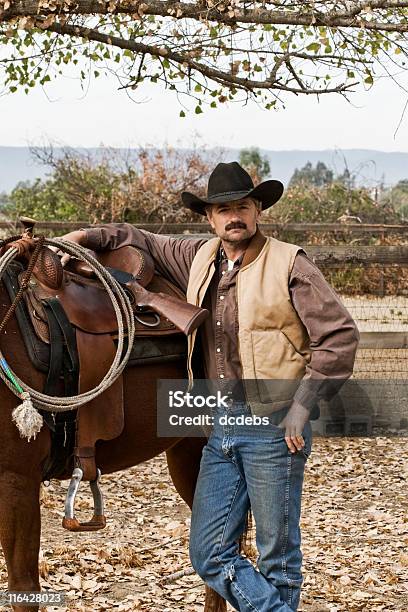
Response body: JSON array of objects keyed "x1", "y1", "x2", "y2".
[{"x1": 205, "y1": 198, "x2": 261, "y2": 243}]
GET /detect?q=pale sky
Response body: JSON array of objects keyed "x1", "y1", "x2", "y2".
[{"x1": 1, "y1": 69, "x2": 408, "y2": 152}]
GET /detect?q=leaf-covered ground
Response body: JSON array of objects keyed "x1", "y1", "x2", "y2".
[{"x1": 0, "y1": 437, "x2": 407, "y2": 611}]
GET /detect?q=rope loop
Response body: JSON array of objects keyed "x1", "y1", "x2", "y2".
[{"x1": 0, "y1": 239, "x2": 135, "y2": 413}]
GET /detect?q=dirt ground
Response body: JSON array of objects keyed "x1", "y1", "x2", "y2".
[{"x1": 0, "y1": 436, "x2": 407, "y2": 612}]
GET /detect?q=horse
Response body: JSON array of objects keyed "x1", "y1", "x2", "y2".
[{"x1": 0, "y1": 246, "x2": 228, "y2": 612}]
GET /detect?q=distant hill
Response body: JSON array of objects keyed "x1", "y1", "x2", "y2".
[{"x1": 0, "y1": 146, "x2": 407, "y2": 194}]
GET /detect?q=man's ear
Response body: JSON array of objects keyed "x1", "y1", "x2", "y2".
[
  {"x1": 205, "y1": 206, "x2": 215, "y2": 229},
  {"x1": 255, "y1": 204, "x2": 262, "y2": 222}
]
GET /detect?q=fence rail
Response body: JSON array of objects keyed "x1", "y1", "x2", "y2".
[
  {"x1": 0, "y1": 221, "x2": 407, "y2": 365},
  {"x1": 0, "y1": 221, "x2": 407, "y2": 234},
  {"x1": 1, "y1": 222, "x2": 407, "y2": 265},
  {"x1": 359, "y1": 332, "x2": 408, "y2": 349}
]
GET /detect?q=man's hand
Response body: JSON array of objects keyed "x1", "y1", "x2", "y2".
[
  {"x1": 129, "y1": 282, "x2": 150, "y2": 309},
  {"x1": 49, "y1": 229, "x2": 87, "y2": 266},
  {"x1": 278, "y1": 399, "x2": 311, "y2": 453}
]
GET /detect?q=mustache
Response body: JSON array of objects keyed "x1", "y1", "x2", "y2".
[{"x1": 225, "y1": 222, "x2": 247, "y2": 231}]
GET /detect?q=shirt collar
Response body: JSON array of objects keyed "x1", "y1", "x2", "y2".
[
  {"x1": 218, "y1": 246, "x2": 244, "y2": 270},
  {"x1": 216, "y1": 226, "x2": 267, "y2": 270}
]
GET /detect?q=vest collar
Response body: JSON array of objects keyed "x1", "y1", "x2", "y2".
[
  {"x1": 241, "y1": 226, "x2": 267, "y2": 268},
  {"x1": 210, "y1": 226, "x2": 267, "y2": 270}
]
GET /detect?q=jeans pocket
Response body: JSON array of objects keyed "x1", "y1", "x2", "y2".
[{"x1": 299, "y1": 435, "x2": 312, "y2": 460}]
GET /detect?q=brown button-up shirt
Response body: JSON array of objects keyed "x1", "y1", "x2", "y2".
[{"x1": 84, "y1": 223, "x2": 360, "y2": 414}]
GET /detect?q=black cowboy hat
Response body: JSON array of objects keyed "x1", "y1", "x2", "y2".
[{"x1": 181, "y1": 161, "x2": 284, "y2": 216}]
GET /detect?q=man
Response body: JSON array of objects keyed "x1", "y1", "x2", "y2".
[{"x1": 60, "y1": 161, "x2": 359, "y2": 611}]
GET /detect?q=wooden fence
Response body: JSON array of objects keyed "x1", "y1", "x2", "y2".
[
  {"x1": 1, "y1": 220, "x2": 407, "y2": 352},
  {"x1": 0, "y1": 221, "x2": 407, "y2": 235}
]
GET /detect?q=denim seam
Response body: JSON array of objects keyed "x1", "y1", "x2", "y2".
[
  {"x1": 288, "y1": 585, "x2": 293, "y2": 607},
  {"x1": 280, "y1": 452, "x2": 291, "y2": 584},
  {"x1": 283, "y1": 453, "x2": 302, "y2": 595},
  {"x1": 215, "y1": 476, "x2": 260, "y2": 609},
  {"x1": 231, "y1": 580, "x2": 260, "y2": 612},
  {"x1": 215, "y1": 474, "x2": 243, "y2": 563}
]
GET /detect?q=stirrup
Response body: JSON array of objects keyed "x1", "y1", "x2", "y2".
[{"x1": 62, "y1": 467, "x2": 106, "y2": 532}]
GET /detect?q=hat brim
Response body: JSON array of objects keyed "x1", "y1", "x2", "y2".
[{"x1": 181, "y1": 180, "x2": 284, "y2": 216}]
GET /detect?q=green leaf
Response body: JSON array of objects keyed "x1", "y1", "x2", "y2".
[
  {"x1": 195, "y1": 105, "x2": 203, "y2": 114},
  {"x1": 179, "y1": 110, "x2": 186, "y2": 117}
]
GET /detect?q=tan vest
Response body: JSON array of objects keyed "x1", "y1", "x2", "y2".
[{"x1": 186, "y1": 230, "x2": 312, "y2": 416}]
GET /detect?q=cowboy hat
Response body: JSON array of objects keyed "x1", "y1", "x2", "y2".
[{"x1": 181, "y1": 161, "x2": 284, "y2": 216}]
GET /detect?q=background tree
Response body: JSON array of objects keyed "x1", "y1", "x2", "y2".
[
  {"x1": 0, "y1": 3, "x2": 408, "y2": 112},
  {"x1": 264, "y1": 182, "x2": 403, "y2": 225},
  {"x1": 5, "y1": 147, "x2": 403, "y2": 226},
  {"x1": 289, "y1": 161, "x2": 334, "y2": 187},
  {"x1": 381, "y1": 178, "x2": 408, "y2": 220},
  {"x1": 239, "y1": 147, "x2": 270, "y2": 183},
  {"x1": 3, "y1": 145, "x2": 215, "y2": 224},
  {"x1": 336, "y1": 167, "x2": 356, "y2": 190}
]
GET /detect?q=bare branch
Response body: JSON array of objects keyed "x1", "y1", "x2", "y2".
[
  {"x1": 42, "y1": 19, "x2": 357, "y2": 95},
  {"x1": 1, "y1": 0, "x2": 408, "y2": 33}
]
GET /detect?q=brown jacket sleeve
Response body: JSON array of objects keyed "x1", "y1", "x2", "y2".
[
  {"x1": 83, "y1": 223, "x2": 208, "y2": 294},
  {"x1": 289, "y1": 252, "x2": 360, "y2": 411}
]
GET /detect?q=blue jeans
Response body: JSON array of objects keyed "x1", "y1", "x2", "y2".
[{"x1": 189, "y1": 402, "x2": 312, "y2": 612}]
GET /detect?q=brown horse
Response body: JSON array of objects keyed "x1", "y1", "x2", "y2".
[{"x1": 0, "y1": 281, "x2": 227, "y2": 611}]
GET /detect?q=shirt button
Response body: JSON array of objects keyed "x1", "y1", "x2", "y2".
[
  {"x1": 216, "y1": 321, "x2": 221, "y2": 326},
  {"x1": 219, "y1": 295, "x2": 224, "y2": 300},
  {"x1": 216, "y1": 348, "x2": 221, "y2": 352},
  {"x1": 219, "y1": 374, "x2": 224, "y2": 379}
]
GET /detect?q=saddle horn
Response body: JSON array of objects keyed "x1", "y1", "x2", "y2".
[{"x1": 19, "y1": 216, "x2": 37, "y2": 237}]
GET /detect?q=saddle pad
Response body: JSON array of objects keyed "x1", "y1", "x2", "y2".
[
  {"x1": 21, "y1": 271, "x2": 183, "y2": 343},
  {"x1": 2, "y1": 261, "x2": 50, "y2": 372}
]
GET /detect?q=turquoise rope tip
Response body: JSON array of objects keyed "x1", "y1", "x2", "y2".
[{"x1": 0, "y1": 357, "x2": 24, "y2": 394}]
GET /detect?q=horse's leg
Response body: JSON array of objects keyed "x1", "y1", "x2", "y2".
[
  {"x1": 0, "y1": 390, "x2": 49, "y2": 612},
  {"x1": 166, "y1": 437, "x2": 227, "y2": 612},
  {"x1": 0, "y1": 297, "x2": 51, "y2": 611},
  {"x1": 0, "y1": 470, "x2": 42, "y2": 612}
]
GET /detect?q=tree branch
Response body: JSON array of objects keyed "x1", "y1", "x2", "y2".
[
  {"x1": 1, "y1": 0, "x2": 408, "y2": 33},
  {"x1": 42, "y1": 19, "x2": 357, "y2": 95}
]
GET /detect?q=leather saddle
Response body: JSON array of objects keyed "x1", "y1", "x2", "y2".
[
  {"x1": 9, "y1": 242, "x2": 206, "y2": 532},
  {"x1": 24, "y1": 246, "x2": 185, "y2": 341}
]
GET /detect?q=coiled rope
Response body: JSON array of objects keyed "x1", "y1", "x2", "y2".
[{"x1": 0, "y1": 238, "x2": 136, "y2": 439}]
